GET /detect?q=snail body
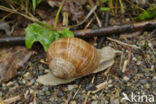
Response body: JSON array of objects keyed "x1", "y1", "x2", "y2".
[{"x1": 47, "y1": 37, "x2": 100, "y2": 79}]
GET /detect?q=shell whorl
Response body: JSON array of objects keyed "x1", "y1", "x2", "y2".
[{"x1": 46, "y1": 37, "x2": 100, "y2": 79}]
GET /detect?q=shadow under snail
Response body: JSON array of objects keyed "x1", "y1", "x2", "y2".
[{"x1": 37, "y1": 37, "x2": 118, "y2": 86}]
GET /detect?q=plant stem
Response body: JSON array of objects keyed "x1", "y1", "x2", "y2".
[{"x1": 54, "y1": 0, "x2": 66, "y2": 29}]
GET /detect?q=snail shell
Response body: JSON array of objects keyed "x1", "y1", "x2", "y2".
[{"x1": 47, "y1": 37, "x2": 100, "y2": 79}]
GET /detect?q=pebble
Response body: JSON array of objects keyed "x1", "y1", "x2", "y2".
[
  {"x1": 139, "y1": 79, "x2": 147, "y2": 84},
  {"x1": 137, "y1": 61, "x2": 142, "y2": 65},
  {"x1": 67, "y1": 85, "x2": 78, "y2": 90},
  {"x1": 91, "y1": 101, "x2": 98, "y2": 104},
  {"x1": 22, "y1": 79, "x2": 26, "y2": 84},
  {"x1": 0, "y1": 92, "x2": 2, "y2": 97},
  {"x1": 43, "y1": 86, "x2": 49, "y2": 91},
  {"x1": 92, "y1": 96, "x2": 97, "y2": 100},
  {"x1": 114, "y1": 99, "x2": 119, "y2": 104},
  {"x1": 28, "y1": 79, "x2": 36, "y2": 85},
  {"x1": 45, "y1": 91, "x2": 51, "y2": 96},
  {"x1": 123, "y1": 76, "x2": 130, "y2": 81},
  {"x1": 70, "y1": 101, "x2": 76, "y2": 104},
  {"x1": 38, "y1": 95, "x2": 46, "y2": 100},
  {"x1": 57, "y1": 90, "x2": 63, "y2": 97},
  {"x1": 6, "y1": 81, "x2": 14, "y2": 87},
  {"x1": 24, "y1": 72, "x2": 32, "y2": 80},
  {"x1": 145, "y1": 83, "x2": 150, "y2": 89},
  {"x1": 152, "y1": 82, "x2": 156, "y2": 87},
  {"x1": 152, "y1": 76, "x2": 156, "y2": 81}
]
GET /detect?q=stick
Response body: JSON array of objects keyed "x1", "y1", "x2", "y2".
[
  {"x1": 0, "y1": 20, "x2": 156, "y2": 45},
  {"x1": 74, "y1": 20, "x2": 156, "y2": 37},
  {"x1": 97, "y1": 12, "x2": 109, "y2": 48},
  {"x1": 0, "y1": 36, "x2": 25, "y2": 45},
  {"x1": 107, "y1": 37, "x2": 141, "y2": 49}
]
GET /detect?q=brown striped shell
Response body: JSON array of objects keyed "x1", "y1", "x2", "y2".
[{"x1": 46, "y1": 37, "x2": 100, "y2": 79}]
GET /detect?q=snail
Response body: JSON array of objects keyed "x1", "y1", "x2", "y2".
[
  {"x1": 46, "y1": 37, "x2": 100, "y2": 79},
  {"x1": 37, "y1": 37, "x2": 119, "y2": 86}
]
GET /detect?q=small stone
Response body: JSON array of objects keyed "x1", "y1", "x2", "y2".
[
  {"x1": 38, "y1": 95, "x2": 46, "y2": 100},
  {"x1": 0, "y1": 92, "x2": 2, "y2": 97},
  {"x1": 123, "y1": 76, "x2": 130, "y2": 81},
  {"x1": 108, "y1": 80, "x2": 112, "y2": 84},
  {"x1": 91, "y1": 101, "x2": 98, "y2": 104},
  {"x1": 152, "y1": 82, "x2": 156, "y2": 87},
  {"x1": 24, "y1": 72, "x2": 31, "y2": 78},
  {"x1": 132, "y1": 57, "x2": 137, "y2": 61},
  {"x1": 152, "y1": 76, "x2": 156, "y2": 81},
  {"x1": 136, "y1": 61, "x2": 142, "y2": 65},
  {"x1": 57, "y1": 90, "x2": 63, "y2": 97},
  {"x1": 70, "y1": 101, "x2": 76, "y2": 104},
  {"x1": 145, "y1": 83, "x2": 150, "y2": 89},
  {"x1": 139, "y1": 79, "x2": 147, "y2": 84},
  {"x1": 45, "y1": 91, "x2": 51, "y2": 96},
  {"x1": 43, "y1": 86, "x2": 49, "y2": 91},
  {"x1": 38, "y1": 90, "x2": 44, "y2": 96},
  {"x1": 22, "y1": 79, "x2": 26, "y2": 84},
  {"x1": 6, "y1": 81, "x2": 14, "y2": 87},
  {"x1": 114, "y1": 99, "x2": 119, "y2": 104},
  {"x1": 108, "y1": 84, "x2": 113, "y2": 88},
  {"x1": 28, "y1": 79, "x2": 35, "y2": 85},
  {"x1": 67, "y1": 85, "x2": 78, "y2": 90},
  {"x1": 92, "y1": 96, "x2": 97, "y2": 100}
]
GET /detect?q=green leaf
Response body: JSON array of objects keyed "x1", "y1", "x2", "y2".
[
  {"x1": 58, "y1": 28, "x2": 74, "y2": 38},
  {"x1": 100, "y1": 7, "x2": 110, "y2": 11},
  {"x1": 25, "y1": 23, "x2": 74, "y2": 52},
  {"x1": 25, "y1": 23, "x2": 54, "y2": 51},
  {"x1": 32, "y1": 0, "x2": 36, "y2": 11},
  {"x1": 101, "y1": 0, "x2": 107, "y2": 3},
  {"x1": 135, "y1": 6, "x2": 156, "y2": 21},
  {"x1": 32, "y1": 0, "x2": 42, "y2": 11}
]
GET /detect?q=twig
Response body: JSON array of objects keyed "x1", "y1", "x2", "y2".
[
  {"x1": 0, "y1": 5, "x2": 51, "y2": 30},
  {"x1": 0, "y1": 20, "x2": 156, "y2": 45},
  {"x1": 0, "y1": 5, "x2": 40, "y2": 24},
  {"x1": 4, "y1": 95, "x2": 21, "y2": 104},
  {"x1": 84, "y1": 17, "x2": 95, "y2": 29},
  {"x1": 66, "y1": 5, "x2": 97, "y2": 29},
  {"x1": 125, "y1": 0, "x2": 145, "y2": 11},
  {"x1": 73, "y1": 85, "x2": 81, "y2": 99},
  {"x1": 74, "y1": 20, "x2": 156, "y2": 37},
  {"x1": 107, "y1": 37, "x2": 141, "y2": 49},
  {"x1": 122, "y1": 60, "x2": 128, "y2": 72},
  {"x1": 97, "y1": 12, "x2": 109, "y2": 48},
  {"x1": 0, "y1": 97, "x2": 5, "y2": 104},
  {"x1": 0, "y1": 36, "x2": 25, "y2": 45},
  {"x1": 83, "y1": 91, "x2": 91, "y2": 104},
  {"x1": 83, "y1": 75, "x2": 95, "y2": 104},
  {"x1": 91, "y1": 81, "x2": 108, "y2": 94},
  {"x1": 89, "y1": 0, "x2": 102, "y2": 27}
]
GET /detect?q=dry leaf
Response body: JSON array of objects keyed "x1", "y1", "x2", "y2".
[
  {"x1": 47, "y1": 0, "x2": 88, "y2": 23},
  {"x1": 0, "y1": 21, "x2": 11, "y2": 36},
  {"x1": 37, "y1": 47, "x2": 118, "y2": 86},
  {"x1": 0, "y1": 46, "x2": 34, "y2": 82}
]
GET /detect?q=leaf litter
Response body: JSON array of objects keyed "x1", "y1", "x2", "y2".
[{"x1": 0, "y1": 46, "x2": 34, "y2": 82}]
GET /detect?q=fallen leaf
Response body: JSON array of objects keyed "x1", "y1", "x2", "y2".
[
  {"x1": 47, "y1": 0, "x2": 88, "y2": 23},
  {"x1": 37, "y1": 47, "x2": 118, "y2": 86},
  {"x1": 0, "y1": 21, "x2": 11, "y2": 36},
  {"x1": 0, "y1": 46, "x2": 34, "y2": 82}
]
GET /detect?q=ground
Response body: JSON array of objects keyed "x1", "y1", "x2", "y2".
[{"x1": 0, "y1": 0, "x2": 156, "y2": 104}]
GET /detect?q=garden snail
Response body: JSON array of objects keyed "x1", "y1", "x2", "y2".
[
  {"x1": 37, "y1": 37, "x2": 118, "y2": 85},
  {"x1": 46, "y1": 37, "x2": 100, "y2": 79}
]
